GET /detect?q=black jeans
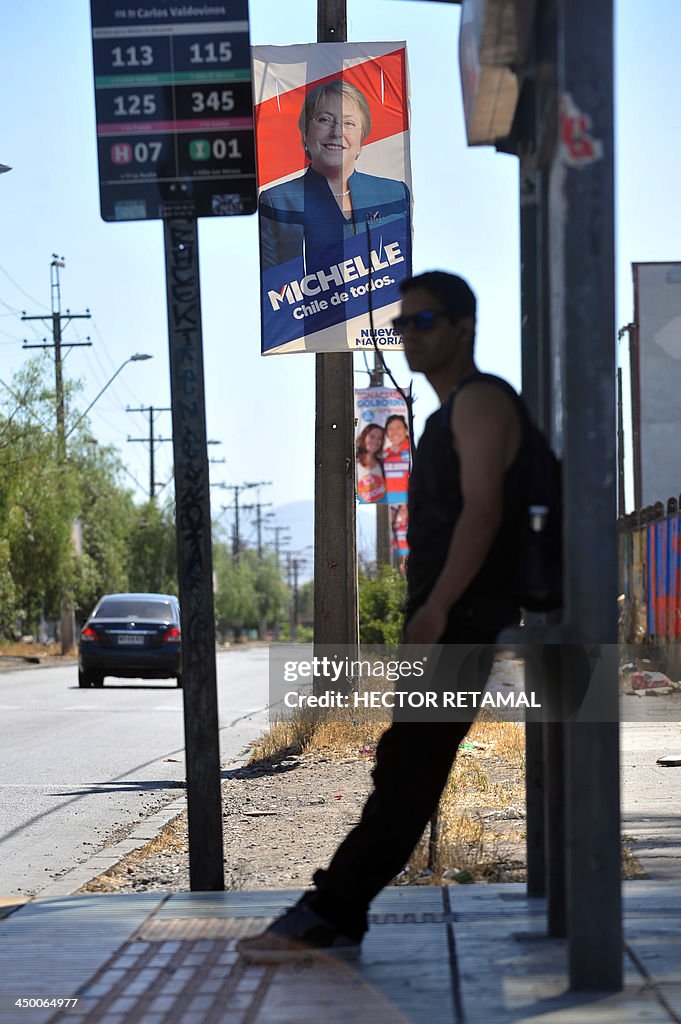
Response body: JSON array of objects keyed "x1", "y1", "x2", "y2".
[{"x1": 307, "y1": 599, "x2": 518, "y2": 939}]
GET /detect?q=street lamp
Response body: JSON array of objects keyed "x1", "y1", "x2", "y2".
[
  {"x1": 65, "y1": 353, "x2": 152, "y2": 441},
  {"x1": 59, "y1": 353, "x2": 153, "y2": 654}
]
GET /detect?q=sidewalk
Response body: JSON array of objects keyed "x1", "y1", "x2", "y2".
[
  {"x1": 1, "y1": 883, "x2": 681, "y2": 1024},
  {"x1": 1, "y1": 718, "x2": 680, "y2": 1024}
]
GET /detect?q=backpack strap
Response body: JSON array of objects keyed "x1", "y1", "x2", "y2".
[{"x1": 441, "y1": 372, "x2": 530, "y2": 435}]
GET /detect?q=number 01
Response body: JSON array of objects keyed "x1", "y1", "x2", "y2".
[{"x1": 213, "y1": 138, "x2": 242, "y2": 159}]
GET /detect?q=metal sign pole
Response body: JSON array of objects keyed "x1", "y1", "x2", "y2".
[
  {"x1": 518, "y1": 135, "x2": 547, "y2": 898},
  {"x1": 163, "y1": 213, "x2": 224, "y2": 892},
  {"x1": 553, "y1": 0, "x2": 622, "y2": 989}
]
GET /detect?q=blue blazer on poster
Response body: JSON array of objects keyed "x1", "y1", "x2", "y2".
[{"x1": 259, "y1": 166, "x2": 411, "y2": 271}]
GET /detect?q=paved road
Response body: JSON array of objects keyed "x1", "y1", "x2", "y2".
[{"x1": 0, "y1": 648, "x2": 269, "y2": 898}]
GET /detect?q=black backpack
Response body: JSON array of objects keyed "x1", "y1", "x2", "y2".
[{"x1": 452, "y1": 373, "x2": 563, "y2": 612}]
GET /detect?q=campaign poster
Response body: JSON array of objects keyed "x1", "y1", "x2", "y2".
[
  {"x1": 253, "y1": 42, "x2": 413, "y2": 355},
  {"x1": 355, "y1": 387, "x2": 411, "y2": 505},
  {"x1": 390, "y1": 504, "x2": 409, "y2": 570}
]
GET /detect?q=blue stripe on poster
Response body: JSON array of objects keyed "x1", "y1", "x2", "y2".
[{"x1": 260, "y1": 221, "x2": 410, "y2": 353}]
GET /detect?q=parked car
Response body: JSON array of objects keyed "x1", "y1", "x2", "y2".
[{"x1": 78, "y1": 593, "x2": 182, "y2": 688}]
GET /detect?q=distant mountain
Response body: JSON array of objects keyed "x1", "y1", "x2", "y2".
[{"x1": 268, "y1": 500, "x2": 377, "y2": 579}]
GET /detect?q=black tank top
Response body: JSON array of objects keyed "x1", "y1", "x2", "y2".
[{"x1": 406, "y1": 373, "x2": 531, "y2": 614}]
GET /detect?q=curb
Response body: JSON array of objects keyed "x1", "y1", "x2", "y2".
[
  {"x1": 0, "y1": 896, "x2": 31, "y2": 919},
  {"x1": 0, "y1": 656, "x2": 78, "y2": 674},
  {"x1": 34, "y1": 752, "x2": 253, "y2": 899}
]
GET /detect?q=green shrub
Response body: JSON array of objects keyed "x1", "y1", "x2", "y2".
[{"x1": 359, "y1": 565, "x2": 407, "y2": 644}]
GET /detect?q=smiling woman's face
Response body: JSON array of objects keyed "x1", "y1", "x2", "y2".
[
  {"x1": 364, "y1": 427, "x2": 384, "y2": 454},
  {"x1": 304, "y1": 94, "x2": 363, "y2": 180}
]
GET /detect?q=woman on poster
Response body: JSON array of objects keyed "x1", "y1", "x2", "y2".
[
  {"x1": 259, "y1": 79, "x2": 411, "y2": 271},
  {"x1": 355, "y1": 423, "x2": 387, "y2": 504}
]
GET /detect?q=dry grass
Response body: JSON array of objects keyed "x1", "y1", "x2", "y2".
[
  {"x1": 249, "y1": 674, "x2": 394, "y2": 763},
  {"x1": 621, "y1": 836, "x2": 647, "y2": 880},
  {"x1": 249, "y1": 713, "x2": 388, "y2": 763},
  {"x1": 398, "y1": 719, "x2": 527, "y2": 884},
  {"x1": 250, "y1": 701, "x2": 645, "y2": 885},
  {"x1": 250, "y1": 681, "x2": 530, "y2": 884},
  {"x1": 0, "y1": 640, "x2": 63, "y2": 658}
]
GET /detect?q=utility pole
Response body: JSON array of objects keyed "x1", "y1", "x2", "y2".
[
  {"x1": 266, "y1": 524, "x2": 291, "y2": 566},
  {"x1": 216, "y1": 481, "x2": 268, "y2": 560},
  {"x1": 242, "y1": 499, "x2": 273, "y2": 557},
  {"x1": 287, "y1": 551, "x2": 311, "y2": 640},
  {"x1": 21, "y1": 256, "x2": 91, "y2": 653},
  {"x1": 21, "y1": 256, "x2": 92, "y2": 459},
  {"x1": 314, "y1": 0, "x2": 359, "y2": 668},
  {"x1": 127, "y1": 405, "x2": 172, "y2": 501},
  {"x1": 241, "y1": 495, "x2": 273, "y2": 639}
]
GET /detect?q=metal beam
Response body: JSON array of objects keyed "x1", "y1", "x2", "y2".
[{"x1": 552, "y1": 0, "x2": 622, "y2": 990}]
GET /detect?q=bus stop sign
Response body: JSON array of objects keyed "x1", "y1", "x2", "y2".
[{"x1": 90, "y1": 0, "x2": 257, "y2": 221}]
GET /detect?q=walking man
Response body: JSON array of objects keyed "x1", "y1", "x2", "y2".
[{"x1": 238, "y1": 271, "x2": 528, "y2": 961}]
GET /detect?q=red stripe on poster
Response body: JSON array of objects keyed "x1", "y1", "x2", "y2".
[{"x1": 255, "y1": 48, "x2": 409, "y2": 188}]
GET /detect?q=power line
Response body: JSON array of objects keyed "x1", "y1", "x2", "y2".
[{"x1": 0, "y1": 262, "x2": 50, "y2": 310}]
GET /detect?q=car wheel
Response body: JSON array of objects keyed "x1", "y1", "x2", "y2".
[
  {"x1": 78, "y1": 670, "x2": 92, "y2": 688},
  {"x1": 92, "y1": 675, "x2": 104, "y2": 688}
]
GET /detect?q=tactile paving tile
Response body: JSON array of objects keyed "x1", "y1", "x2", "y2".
[
  {"x1": 42, "y1": 902, "x2": 457, "y2": 1024},
  {"x1": 137, "y1": 917, "x2": 274, "y2": 941},
  {"x1": 47, "y1": 934, "x2": 269, "y2": 1024},
  {"x1": 138, "y1": 913, "x2": 452, "y2": 940},
  {"x1": 0, "y1": 895, "x2": 167, "y2": 1024},
  {"x1": 159, "y1": 891, "x2": 303, "y2": 919}
]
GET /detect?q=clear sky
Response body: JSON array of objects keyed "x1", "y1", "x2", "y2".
[{"x1": 1, "y1": 0, "x2": 679, "y2": 521}]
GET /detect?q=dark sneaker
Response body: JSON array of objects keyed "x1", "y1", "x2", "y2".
[{"x1": 236, "y1": 901, "x2": 362, "y2": 963}]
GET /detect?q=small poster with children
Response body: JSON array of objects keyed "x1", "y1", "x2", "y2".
[
  {"x1": 354, "y1": 387, "x2": 411, "y2": 504},
  {"x1": 390, "y1": 503, "x2": 409, "y2": 570}
]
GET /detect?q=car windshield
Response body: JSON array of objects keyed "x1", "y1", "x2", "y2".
[{"x1": 93, "y1": 599, "x2": 175, "y2": 621}]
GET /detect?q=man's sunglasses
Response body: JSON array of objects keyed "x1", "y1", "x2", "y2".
[{"x1": 392, "y1": 310, "x2": 449, "y2": 333}]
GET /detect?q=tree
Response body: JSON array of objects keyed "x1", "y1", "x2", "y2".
[
  {"x1": 0, "y1": 358, "x2": 178, "y2": 639},
  {"x1": 68, "y1": 438, "x2": 137, "y2": 618},
  {"x1": 358, "y1": 565, "x2": 407, "y2": 645},
  {"x1": 213, "y1": 543, "x2": 257, "y2": 640},
  {"x1": 0, "y1": 360, "x2": 77, "y2": 633},
  {"x1": 252, "y1": 550, "x2": 289, "y2": 636},
  {"x1": 213, "y1": 545, "x2": 288, "y2": 640},
  {"x1": 126, "y1": 500, "x2": 178, "y2": 595}
]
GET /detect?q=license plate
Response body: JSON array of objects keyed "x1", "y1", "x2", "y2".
[{"x1": 117, "y1": 634, "x2": 145, "y2": 646}]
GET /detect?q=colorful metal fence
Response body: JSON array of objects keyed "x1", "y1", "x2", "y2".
[{"x1": 619, "y1": 497, "x2": 681, "y2": 643}]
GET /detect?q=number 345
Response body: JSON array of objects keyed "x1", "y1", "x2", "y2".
[{"x1": 191, "y1": 90, "x2": 235, "y2": 114}]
